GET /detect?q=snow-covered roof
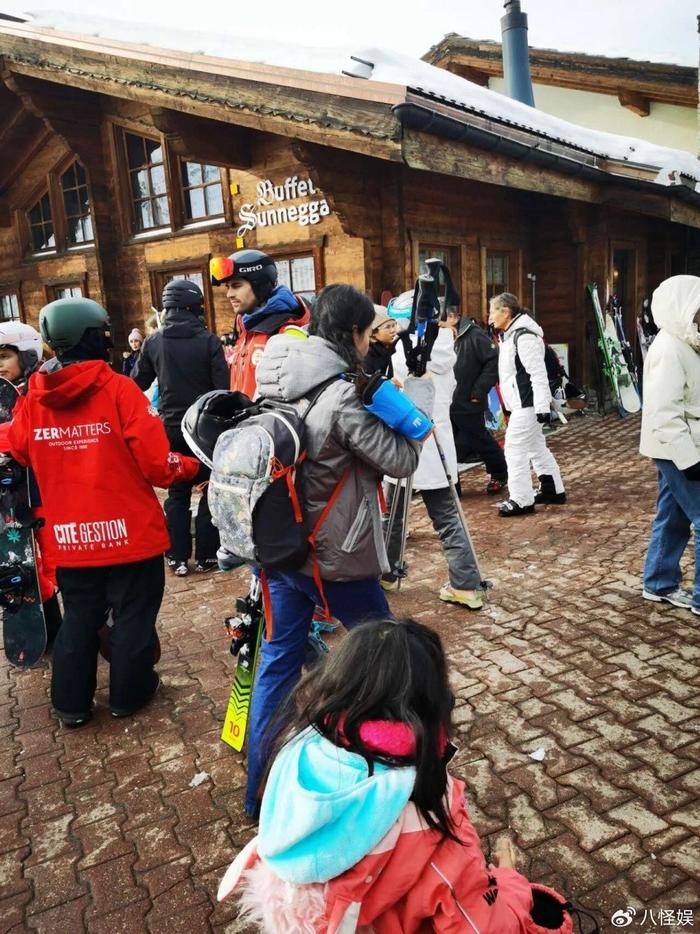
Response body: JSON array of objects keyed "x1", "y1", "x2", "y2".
[{"x1": 2, "y1": 10, "x2": 699, "y2": 190}]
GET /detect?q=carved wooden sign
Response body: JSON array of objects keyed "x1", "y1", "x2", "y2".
[{"x1": 235, "y1": 175, "x2": 331, "y2": 238}]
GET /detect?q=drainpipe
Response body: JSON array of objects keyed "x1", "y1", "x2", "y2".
[{"x1": 501, "y1": 0, "x2": 535, "y2": 106}]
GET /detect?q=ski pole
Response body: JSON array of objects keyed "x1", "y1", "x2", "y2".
[{"x1": 432, "y1": 432, "x2": 492, "y2": 591}]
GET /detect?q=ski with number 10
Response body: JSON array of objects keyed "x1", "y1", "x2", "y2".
[
  {"x1": 220, "y1": 576, "x2": 264, "y2": 751},
  {"x1": 587, "y1": 284, "x2": 641, "y2": 416}
]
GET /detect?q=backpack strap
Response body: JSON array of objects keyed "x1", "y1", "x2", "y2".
[
  {"x1": 307, "y1": 465, "x2": 353, "y2": 622},
  {"x1": 299, "y1": 375, "x2": 343, "y2": 423}
]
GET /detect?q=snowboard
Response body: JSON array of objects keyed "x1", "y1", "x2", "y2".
[
  {"x1": 221, "y1": 576, "x2": 264, "y2": 751},
  {"x1": 0, "y1": 378, "x2": 46, "y2": 667},
  {"x1": 610, "y1": 296, "x2": 640, "y2": 396},
  {"x1": 587, "y1": 284, "x2": 641, "y2": 415}
]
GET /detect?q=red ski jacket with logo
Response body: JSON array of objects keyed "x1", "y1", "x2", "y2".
[
  {"x1": 4, "y1": 360, "x2": 199, "y2": 568},
  {"x1": 229, "y1": 293, "x2": 310, "y2": 397}
]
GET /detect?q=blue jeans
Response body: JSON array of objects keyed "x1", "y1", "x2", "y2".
[
  {"x1": 643, "y1": 459, "x2": 700, "y2": 607},
  {"x1": 244, "y1": 571, "x2": 390, "y2": 815}
]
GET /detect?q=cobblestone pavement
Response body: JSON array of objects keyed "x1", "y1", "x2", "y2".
[{"x1": 1, "y1": 413, "x2": 699, "y2": 934}]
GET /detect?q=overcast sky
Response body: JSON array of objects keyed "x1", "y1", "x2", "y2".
[{"x1": 4, "y1": 0, "x2": 698, "y2": 67}]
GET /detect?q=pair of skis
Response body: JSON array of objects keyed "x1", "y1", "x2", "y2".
[{"x1": 587, "y1": 284, "x2": 641, "y2": 416}]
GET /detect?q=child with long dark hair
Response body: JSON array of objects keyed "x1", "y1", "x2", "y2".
[
  {"x1": 218, "y1": 618, "x2": 582, "y2": 933},
  {"x1": 244, "y1": 285, "x2": 421, "y2": 818}
]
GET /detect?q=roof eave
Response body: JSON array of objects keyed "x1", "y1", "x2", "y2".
[{"x1": 394, "y1": 99, "x2": 700, "y2": 210}]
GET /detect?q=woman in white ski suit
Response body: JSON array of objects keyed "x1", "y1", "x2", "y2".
[
  {"x1": 383, "y1": 320, "x2": 483, "y2": 608},
  {"x1": 489, "y1": 293, "x2": 565, "y2": 516},
  {"x1": 640, "y1": 275, "x2": 700, "y2": 613}
]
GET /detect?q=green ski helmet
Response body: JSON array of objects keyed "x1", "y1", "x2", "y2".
[{"x1": 39, "y1": 297, "x2": 110, "y2": 352}]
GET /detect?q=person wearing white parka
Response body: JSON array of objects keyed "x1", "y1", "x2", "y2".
[
  {"x1": 641, "y1": 275, "x2": 700, "y2": 615},
  {"x1": 488, "y1": 292, "x2": 565, "y2": 517}
]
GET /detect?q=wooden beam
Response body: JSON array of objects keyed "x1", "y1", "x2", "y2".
[
  {"x1": 151, "y1": 108, "x2": 251, "y2": 168},
  {"x1": 292, "y1": 140, "x2": 383, "y2": 239},
  {"x1": 401, "y1": 128, "x2": 602, "y2": 204},
  {"x1": 1, "y1": 69, "x2": 101, "y2": 158},
  {"x1": 618, "y1": 89, "x2": 650, "y2": 117},
  {"x1": 445, "y1": 63, "x2": 490, "y2": 87}
]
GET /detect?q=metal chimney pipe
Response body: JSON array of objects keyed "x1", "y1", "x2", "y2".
[{"x1": 501, "y1": 0, "x2": 535, "y2": 106}]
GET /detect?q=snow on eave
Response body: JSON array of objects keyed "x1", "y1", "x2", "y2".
[
  {"x1": 357, "y1": 47, "x2": 700, "y2": 187},
  {"x1": 2, "y1": 10, "x2": 698, "y2": 192}
]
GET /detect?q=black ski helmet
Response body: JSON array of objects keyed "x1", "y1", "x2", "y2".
[
  {"x1": 210, "y1": 249, "x2": 278, "y2": 304},
  {"x1": 181, "y1": 390, "x2": 255, "y2": 468},
  {"x1": 162, "y1": 278, "x2": 204, "y2": 314}
]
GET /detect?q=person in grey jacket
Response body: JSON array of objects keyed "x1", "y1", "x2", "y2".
[{"x1": 244, "y1": 284, "x2": 421, "y2": 817}]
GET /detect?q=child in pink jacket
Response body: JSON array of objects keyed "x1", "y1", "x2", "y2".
[{"x1": 218, "y1": 618, "x2": 596, "y2": 933}]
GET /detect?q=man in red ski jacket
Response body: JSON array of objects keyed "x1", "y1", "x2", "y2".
[
  {"x1": 210, "y1": 249, "x2": 310, "y2": 397},
  {"x1": 5, "y1": 298, "x2": 199, "y2": 728}
]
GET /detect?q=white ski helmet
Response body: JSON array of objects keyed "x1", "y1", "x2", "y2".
[
  {"x1": 0, "y1": 321, "x2": 43, "y2": 373},
  {"x1": 386, "y1": 289, "x2": 414, "y2": 333}
]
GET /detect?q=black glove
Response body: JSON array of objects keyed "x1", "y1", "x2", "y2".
[
  {"x1": 536, "y1": 412, "x2": 552, "y2": 425},
  {"x1": 683, "y1": 462, "x2": 700, "y2": 482}
]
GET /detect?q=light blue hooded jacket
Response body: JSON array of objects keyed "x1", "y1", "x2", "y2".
[{"x1": 257, "y1": 727, "x2": 416, "y2": 884}]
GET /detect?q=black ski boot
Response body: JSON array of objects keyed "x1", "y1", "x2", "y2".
[
  {"x1": 498, "y1": 499, "x2": 535, "y2": 517},
  {"x1": 534, "y1": 475, "x2": 567, "y2": 505}
]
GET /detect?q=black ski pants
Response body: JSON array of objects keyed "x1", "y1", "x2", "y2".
[
  {"x1": 164, "y1": 425, "x2": 219, "y2": 564},
  {"x1": 51, "y1": 554, "x2": 165, "y2": 715},
  {"x1": 451, "y1": 410, "x2": 507, "y2": 481}
]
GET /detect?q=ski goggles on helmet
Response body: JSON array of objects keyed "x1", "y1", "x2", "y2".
[
  {"x1": 210, "y1": 254, "x2": 276, "y2": 287},
  {"x1": 210, "y1": 256, "x2": 236, "y2": 286}
]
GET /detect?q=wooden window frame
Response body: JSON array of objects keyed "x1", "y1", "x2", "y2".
[
  {"x1": 121, "y1": 130, "x2": 172, "y2": 236},
  {"x1": 58, "y1": 159, "x2": 95, "y2": 248},
  {"x1": 266, "y1": 242, "x2": 325, "y2": 299},
  {"x1": 109, "y1": 121, "x2": 233, "y2": 243},
  {"x1": 480, "y1": 244, "x2": 523, "y2": 320},
  {"x1": 179, "y1": 160, "x2": 226, "y2": 226},
  {"x1": 148, "y1": 260, "x2": 215, "y2": 331},
  {"x1": 44, "y1": 276, "x2": 89, "y2": 304},
  {"x1": 18, "y1": 156, "x2": 96, "y2": 260},
  {"x1": 0, "y1": 290, "x2": 23, "y2": 323},
  {"x1": 27, "y1": 189, "x2": 56, "y2": 256}
]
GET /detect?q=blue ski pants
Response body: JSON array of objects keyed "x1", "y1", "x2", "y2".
[
  {"x1": 244, "y1": 570, "x2": 390, "y2": 816},
  {"x1": 644, "y1": 459, "x2": 700, "y2": 608}
]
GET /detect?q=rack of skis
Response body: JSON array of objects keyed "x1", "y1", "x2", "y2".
[{"x1": 587, "y1": 283, "x2": 657, "y2": 417}]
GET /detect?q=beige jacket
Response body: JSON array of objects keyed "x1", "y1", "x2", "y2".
[{"x1": 639, "y1": 275, "x2": 700, "y2": 470}]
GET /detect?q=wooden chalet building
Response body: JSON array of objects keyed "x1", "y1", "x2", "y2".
[{"x1": 1, "y1": 14, "x2": 699, "y2": 383}]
